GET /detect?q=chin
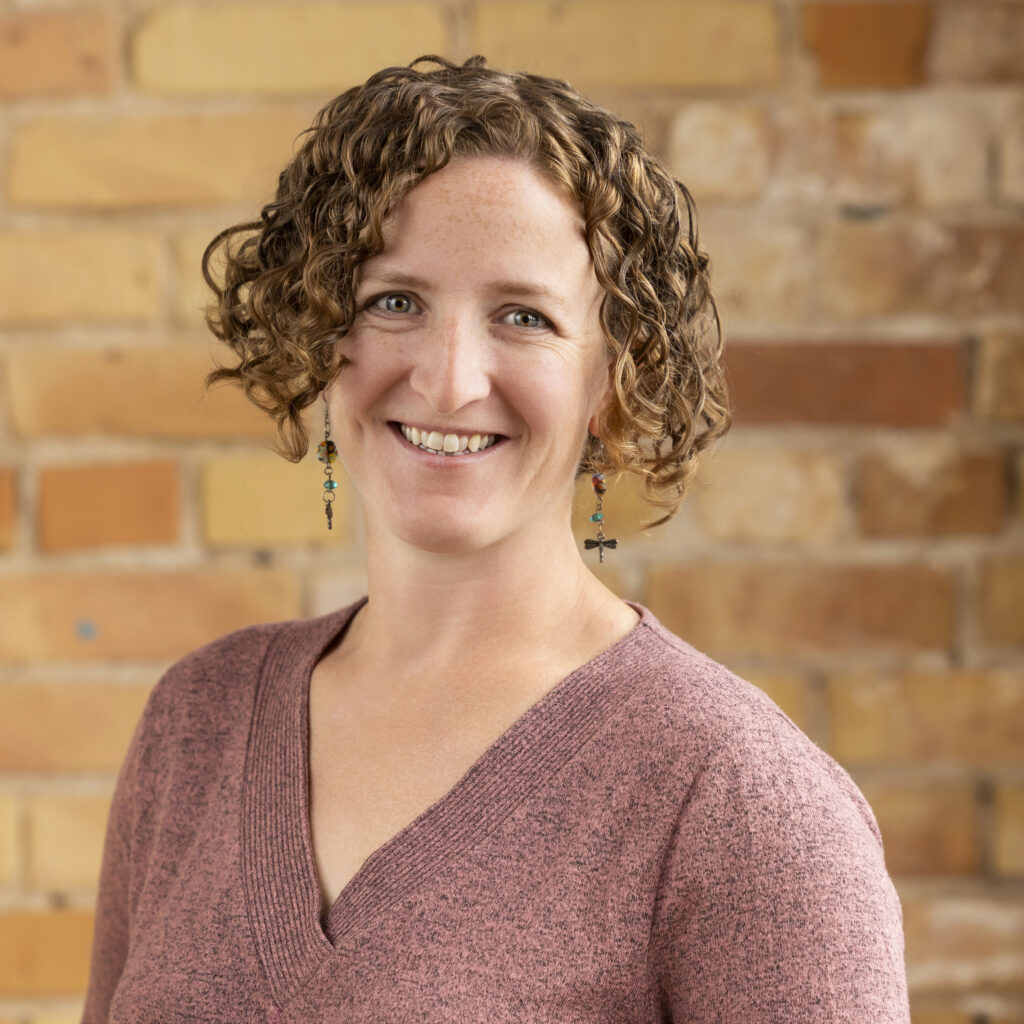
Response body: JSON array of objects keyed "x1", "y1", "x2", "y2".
[{"x1": 385, "y1": 512, "x2": 501, "y2": 556}]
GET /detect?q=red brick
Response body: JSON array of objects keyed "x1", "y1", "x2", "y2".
[
  {"x1": 723, "y1": 340, "x2": 966, "y2": 427},
  {"x1": 0, "y1": 468, "x2": 15, "y2": 550},
  {"x1": 856, "y1": 779, "x2": 981, "y2": 876},
  {"x1": 0, "y1": 9, "x2": 115, "y2": 99},
  {"x1": 0, "y1": 909, "x2": 93, "y2": 996},
  {"x1": 7, "y1": 344, "x2": 274, "y2": 440},
  {"x1": 802, "y1": 2, "x2": 931, "y2": 89},
  {"x1": 0, "y1": 570, "x2": 301, "y2": 663},
  {"x1": 978, "y1": 554, "x2": 1024, "y2": 645},
  {"x1": 647, "y1": 562, "x2": 955, "y2": 659},
  {"x1": 854, "y1": 447, "x2": 1008, "y2": 536},
  {"x1": 0, "y1": 681, "x2": 151, "y2": 773},
  {"x1": 38, "y1": 461, "x2": 180, "y2": 552},
  {"x1": 825, "y1": 668, "x2": 1024, "y2": 768}
]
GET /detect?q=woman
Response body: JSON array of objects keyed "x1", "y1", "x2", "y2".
[{"x1": 83, "y1": 55, "x2": 911, "y2": 1023}]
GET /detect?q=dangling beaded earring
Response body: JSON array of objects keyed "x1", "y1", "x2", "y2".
[
  {"x1": 583, "y1": 466, "x2": 617, "y2": 563},
  {"x1": 317, "y1": 397, "x2": 338, "y2": 530}
]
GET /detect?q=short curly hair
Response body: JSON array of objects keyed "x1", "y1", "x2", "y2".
[{"x1": 202, "y1": 54, "x2": 731, "y2": 527}]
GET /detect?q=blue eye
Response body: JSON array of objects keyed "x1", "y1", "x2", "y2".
[
  {"x1": 507, "y1": 309, "x2": 549, "y2": 329},
  {"x1": 376, "y1": 293, "x2": 415, "y2": 314}
]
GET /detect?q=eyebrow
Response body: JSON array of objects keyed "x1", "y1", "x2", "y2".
[{"x1": 357, "y1": 268, "x2": 571, "y2": 313}]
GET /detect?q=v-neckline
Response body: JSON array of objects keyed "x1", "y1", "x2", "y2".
[{"x1": 243, "y1": 596, "x2": 652, "y2": 1007}]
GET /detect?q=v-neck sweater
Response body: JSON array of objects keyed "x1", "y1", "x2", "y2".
[{"x1": 82, "y1": 599, "x2": 910, "y2": 1023}]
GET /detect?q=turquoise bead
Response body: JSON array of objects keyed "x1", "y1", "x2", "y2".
[
  {"x1": 323, "y1": 479, "x2": 338, "y2": 491},
  {"x1": 589, "y1": 512, "x2": 604, "y2": 522}
]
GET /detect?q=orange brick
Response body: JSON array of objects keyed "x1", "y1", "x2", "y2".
[
  {"x1": 38, "y1": 461, "x2": 180, "y2": 552},
  {"x1": 0, "y1": 909, "x2": 93, "y2": 996},
  {"x1": 647, "y1": 562, "x2": 954, "y2": 659},
  {"x1": 931, "y1": 2, "x2": 1024, "y2": 83},
  {"x1": 855, "y1": 445, "x2": 1007, "y2": 537},
  {"x1": 979, "y1": 554, "x2": 1024, "y2": 645},
  {"x1": 820, "y1": 219, "x2": 1024, "y2": 318},
  {"x1": 824, "y1": 668, "x2": 1024, "y2": 768},
  {"x1": 993, "y1": 783, "x2": 1024, "y2": 876},
  {"x1": 856, "y1": 780, "x2": 981, "y2": 876},
  {"x1": 474, "y1": 1, "x2": 780, "y2": 89},
  {"x1": 7, "y1": 344, "x2": 274, "y2": 440},
  {"x1": 0, "y1": 795, "x2": 17, "y2": 887},
  {"x1": 132, "y1": 1, "x2": 446, "y2": 96},
  {"x1": 724, "y1": 339, "x2": 967, "y2": 428},
  {"x1": 27, "y1": 793, "x2": 112, "y2": 891},
  {"x1": 0, "y1": 569, "x2": 301, "y2": 663},
  {"x1": 0, "y1": 682, "x2": 150, "y2": 773},
  {"x1": 0, "y1": 468, "x2": 15, "y2": 550},
  {"x1": 802, "y1": 2, "x2": 931, "y2": 89},
  {"x1": 0, "y1": 231, "x2": 163, "y2": 326},
  {"x1": 9, "y1": 108, "x2": 314, "y2": 209},
  {"x1": 902, "y1": 891, "x2": 1024, "y2": 992},
  {"x1": 975, "y1": 330, "x2": 1024, "y2": 422},
  {"x1": 0, "y1": 9, "x2": 115, "y2": 98}
]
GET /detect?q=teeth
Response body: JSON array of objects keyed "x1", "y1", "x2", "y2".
[{"x1": 398, "y1": 423, "x2": 499, "y2": 456}]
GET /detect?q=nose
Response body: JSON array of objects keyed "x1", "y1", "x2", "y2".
[{"x1": 408, "y1": 314, "x2": 492, "y2": 415}]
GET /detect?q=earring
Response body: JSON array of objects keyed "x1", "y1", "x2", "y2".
[
  {"x1": 584, "y1": 470, "x2": 617, "y2": 562},
  {"x1": 317, "y1": 397, "x2": 338, "y2": 530}
]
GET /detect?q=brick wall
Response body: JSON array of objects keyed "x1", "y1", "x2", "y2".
[{"x1": 0, "y1": 1, "x2": 1021, "y2": 1020}]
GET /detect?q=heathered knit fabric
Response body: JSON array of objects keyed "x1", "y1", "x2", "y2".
[{"x1": 82, "y1": 598, "x2": 911, "y2": 1023}]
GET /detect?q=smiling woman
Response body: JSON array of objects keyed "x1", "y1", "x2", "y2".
[{"x1": 81, "y1": 55, "x2": 911, "y2": 1024}]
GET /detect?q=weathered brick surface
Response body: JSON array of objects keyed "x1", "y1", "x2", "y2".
[
  {"x1": 833, "y1": 105, "x2": 989, "y2": 208},
  {"x1": 0, "y1": 909, "x2": 93, "y2": 995},
  {"x1": 667, "y1": 103, "x2": 772, "y2": 202},
  {"x1": 902, "y1": 892, "x2": 1024, "y2": 991},
  {"x1": 132, "y1": 1, "x2": 446, "y2": 95},
  {"x1": 0, "y1": 570, "x2": 301, "y2": 662},
  {"x1": 690, "y1": 447, "x2": 846, "y2": 545},
  {"x1": 978, "y1": 554, "x2": 1024, "y2": 645},
  {"x1": 474, "y1": 1, "x2": 781, "y2": 88},
  {"x1": 854, "y1": 445, "x2": 1007, "y2": 536},
  {"x1": 819, "y1": 220, "x2": 1024, "y2": 318},
  {"x1": 9, "y1": 108, "x2": 314, "y2": 208},
  {"x1": 647, "y1": 562, "x2": 954, "y2": 658},
  {"x1": 824, "y1": 668, "x2": 1024, "y2": 767},
  {"x1": 930, "y1": 1, "x2": 1024, "y2": 82},
  {"x1": 27, "y1": 793, "x2": 111, "y2": 891},
  {"x1": 975, "y1": 330, "x2": 1024, "y2": 422},
  {"x1": 7, "y1": 345, "x2": 274, "y2": 440},
  {"x1": 857, "y1": 779, "x2": 981, "y2": 876},
  {"x1": 0, "y1": 9, "x2": 116, "y2": 98},
  {"x1": 0, "y1": 796, "x2": 16, "y2": 887},
  {"x1": 1001, "y1": 99, "x2": 1024, "y2": 203},
  {"x1": 38, "y1": 461, "x2": 180, "y2": 552},
  {"x1": 0, "y1": 682, "x2": 151, "y2": 773},
  {"x1": 737, "y1": 669, "x2": 812, "y2": 735},
  {"x1": 723, "y1": 340, "x2": 966, "y2": 427},
  {"x1": 202, "y1": 452, "x2": 349, "y2": 545},
  {"x1": 174, "y1": 223, "x2": 231, "y2": 327},
  {"x1": 0, "y1": 468, "x2": 15, "y2": 550},
  {"x1": 0, "y1": 231, "x2": 163, "y2": 326},
  {"x1": 801, "y1": 2, "x2": 931, "y2": 89},
  {"x1": 994, "y1": 784, "x2": 1024, "y2": 877}
]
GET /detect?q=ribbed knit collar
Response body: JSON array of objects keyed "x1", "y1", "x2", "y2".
[{"x1": 242, "y1": 597, "x2": 663, "y2": 1007}]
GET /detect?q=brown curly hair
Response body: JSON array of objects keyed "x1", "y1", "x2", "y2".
[{"x1": 202, "y1": 54, "x2": 731, "y2": 527}]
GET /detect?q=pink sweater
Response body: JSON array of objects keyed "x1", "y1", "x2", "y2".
[{"x1": 83, "y1": 598, "x2": 910, "y2": 1023}]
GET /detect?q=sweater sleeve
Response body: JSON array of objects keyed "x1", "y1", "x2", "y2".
[{"x1": 650, "y1": 718, "x2": 911, "y2": 1023}]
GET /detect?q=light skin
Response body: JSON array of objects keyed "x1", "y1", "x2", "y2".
[{"x1": 310, "y1": 154, "x2": 640, "y2": 911}]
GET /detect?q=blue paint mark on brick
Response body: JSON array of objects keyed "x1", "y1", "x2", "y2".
[{"x1": 76, "y1": 619, "x2": 97, "y2": 641}]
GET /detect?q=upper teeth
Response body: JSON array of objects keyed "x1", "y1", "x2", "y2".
[{"x1": 399, "y1": 424, "x2": 499, "y2": 455}]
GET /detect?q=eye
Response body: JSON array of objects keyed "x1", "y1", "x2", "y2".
[
  {"x1": 368, "y1": 292, "x2": 419, "y2": 315},
  {"x1": 504, "y1": 308, "x2": 550, "y2": 330}
]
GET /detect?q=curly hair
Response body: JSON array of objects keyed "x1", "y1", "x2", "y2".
[{"x1": 202, "y1": 54, "x2": 731, "y2": 527}]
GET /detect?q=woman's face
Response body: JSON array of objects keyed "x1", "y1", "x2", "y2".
[{"x1": 325, "y1": 154, "x2": 611, "y2": 556}]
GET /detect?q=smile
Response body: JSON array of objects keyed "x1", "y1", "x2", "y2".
[{"x1": 395, "y1": 422, "x2": 502, "y2": 456}]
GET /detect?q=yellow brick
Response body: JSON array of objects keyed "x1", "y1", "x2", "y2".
[
  {"x1": 994, "y1": 784, "x2": 1024, "y2": 876},
  {"x1": 0, "y1": 909, "x2": 93, "y2": 996},
  {"x1": 0, "y1": 570, "x2": 302, "y2": 663},
  {"x1": 0, "y1": 796, "x2": 17, "y2": 887},
  {"x1": 571, "y1": 470, "x2": 653, "y2": 539},
  {"x1": 9, "y1": 108, "x2": 314, "y2": 209},
  {"x1": 133, "y1": 1, "x2": 446, "y2": 95},
  {"x1": 30, "y1": 1010, "x2": 86, "y2": 1024},
  {"x1": 7, "y1": 344, "x2": 274, "y2": 440},
  {"x1": 174, "y1": 223, "x2": 232, "y2": 327},
  {"x1": 0, "y1": 682, "x2": 151, "y2": 773},
  {"x1": 979, "y1": 554, "x2": 1024, "y2": 645},
  {"x1": 202, "y1": 451, "x2": 350, "y2": 545},
  {"x1": 474, "y1": 1, "x2": 780, "y2": 88},
  {"x1": 27, "y1": 793, "x2": 111, "y2": 891},
  {"x1": 0, "y1": 231, "x2": 162, "y2": 326},
  {"x1": 738, "y1": 670, "x2": 812, "y2": 735}
]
